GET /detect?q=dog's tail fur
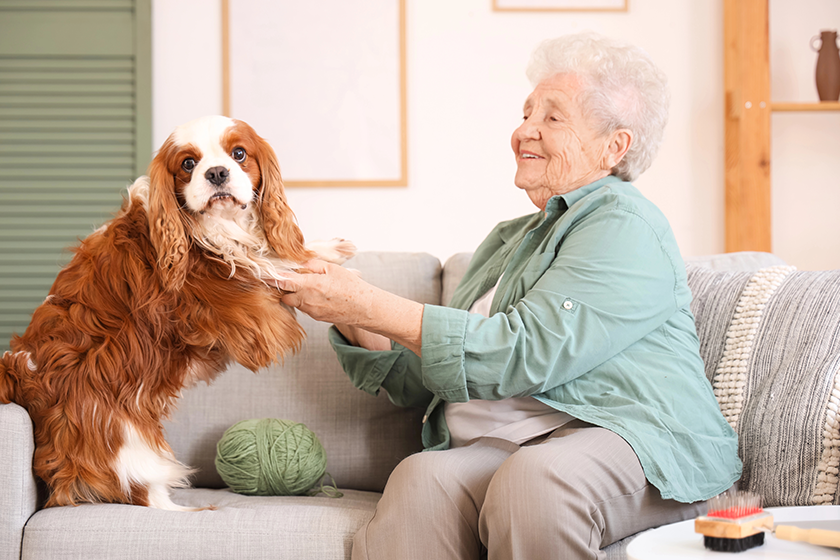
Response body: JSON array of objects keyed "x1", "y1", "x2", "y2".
[{"x1": 0, "y1": 350, "x2": 22, "y2": 404}]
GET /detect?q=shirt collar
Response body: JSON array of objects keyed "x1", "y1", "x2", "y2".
[
  {"x1": 549, "y1": 175, "x2": 622, "y2": 214},
  {"x1": 498, "y1": 175, "x2": 622, "y2": 244}
]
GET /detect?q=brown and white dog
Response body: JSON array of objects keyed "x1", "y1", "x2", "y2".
[{"x1": 0, "y1": 115, "x2": 354, "y2": 511}]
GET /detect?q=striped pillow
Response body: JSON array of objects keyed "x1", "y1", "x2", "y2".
[{"x1": 688, "y1": 265, "x2": 840, "y2": 507}]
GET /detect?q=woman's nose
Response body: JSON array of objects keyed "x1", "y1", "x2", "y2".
[{"x1": 515, "y1": 116, "x2": 541, "y2": 141}]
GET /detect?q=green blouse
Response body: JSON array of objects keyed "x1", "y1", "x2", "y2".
[{"x1": 330, "y1": 175, "x2": 742, "y2": 503}]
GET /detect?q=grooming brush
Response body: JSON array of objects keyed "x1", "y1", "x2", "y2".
[
  {"x1": 695, "y1": 490, "x2": 840, "y2": 552},
  {"x1": 695, "y1": 490, "x2": 772, "y2": 552}
]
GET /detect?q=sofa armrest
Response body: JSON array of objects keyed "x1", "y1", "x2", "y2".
[{"x1": 0, "y1": 403, "x2": 38, "y2": 560}]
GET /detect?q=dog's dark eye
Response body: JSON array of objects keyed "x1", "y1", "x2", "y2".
[
  {"x1": 231, "y1": 148, "x2": 246, "y2": 163},
  {"x1": 182, "y1": 158, "x2": 196, "y2": 173}
]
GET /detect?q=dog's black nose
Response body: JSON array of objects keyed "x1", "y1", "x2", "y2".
[{"x1": 205, "y1": 166, "x2": 230, "y2": 187}]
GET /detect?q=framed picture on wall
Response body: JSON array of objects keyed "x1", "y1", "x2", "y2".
[
  {"x1": 493, "y1": 0, "x2": 627, "y2": 11},
  {"x1": 222, "y1": 0, "x2": 407, "y2": 187}
]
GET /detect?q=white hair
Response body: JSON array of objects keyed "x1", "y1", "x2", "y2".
[{"x1": 525, "y1": 32, "x2": 670, "y2": 182}]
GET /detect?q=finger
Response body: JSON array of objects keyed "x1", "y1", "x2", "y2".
[
  {"x1": 272, "y1": 272, "x2": 303, "y2": 293},
  {"x1": 280, "y1": 291, "x2": 302, "y2": 309},
  {"x1": 298, "y1": 259, "x2": 330, "y2": 274}
]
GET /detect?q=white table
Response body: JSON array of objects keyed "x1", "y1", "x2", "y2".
[{"x1": 627, "y1": 506, "x2": 840, "y2": 559}]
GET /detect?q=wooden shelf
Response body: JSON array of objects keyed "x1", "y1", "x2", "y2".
[
  {"x1": 724, "y1": 0, "x2": 840, "y2": 254},
  {"x1": 772, "y1": 101, "x2": 840, "y2": 112}
]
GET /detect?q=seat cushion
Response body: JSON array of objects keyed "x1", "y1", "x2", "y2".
[{"x1": 23, "y1": 488, "x2": 380, "y2": 560}]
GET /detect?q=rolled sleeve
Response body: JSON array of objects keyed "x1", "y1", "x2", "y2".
[
  {"x1": 329, "y1": 327, "x2": 401, "y2": 396},
  {"x1": 328, "y1": 326, "x2": 434, "y2": 409},
  {"x1": 419, "y1": 305, "x2": 471, "y2": 402}
]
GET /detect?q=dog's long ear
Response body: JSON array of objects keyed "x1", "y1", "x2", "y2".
[
  {"x1": 147, "y1": 140, "x2": 191, "y2": 291},
  {"x1": 254, "y1": 137, "x2": 315, "y2": 263}
]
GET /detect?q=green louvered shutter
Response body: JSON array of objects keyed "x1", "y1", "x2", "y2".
[{"x1": 0, "y1": 0, "x2": 151, "y2": 351}]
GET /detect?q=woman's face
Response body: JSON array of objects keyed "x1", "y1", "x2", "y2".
[{"x1": 511, "y1": 73, "x2": 617, "y2": 210}]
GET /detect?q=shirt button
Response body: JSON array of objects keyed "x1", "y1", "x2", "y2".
[{"x1": 563, "y1": 300, "x2": 574, "y2": 310}]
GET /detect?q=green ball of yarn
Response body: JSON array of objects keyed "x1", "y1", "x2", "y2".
[{"x1": 215, "y1": 418, "x2": 327, "y2": 496}]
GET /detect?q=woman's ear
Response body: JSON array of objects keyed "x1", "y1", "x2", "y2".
[
  {"x1": 147, "y1": 141, "x2": 190, "y2": 291},
  {"x1": 255, "y1": 138, "x2": 315, "y2": 263},
  {"x1": 603, "y1": 129, "x2": 633, "y2": 170}
]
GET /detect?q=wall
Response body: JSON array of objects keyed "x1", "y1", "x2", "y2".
[
  {"x1": 771, "y1": 2, "x2": 840, "y2": 271},
  {"x1": 152, "y1": 0, "x2": 838, "y2": 269}
]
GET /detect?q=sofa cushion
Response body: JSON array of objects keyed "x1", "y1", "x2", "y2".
[
  {"x1": 22, "y1": 488, "x2": 378, "y2": 560},
  {"x1": 687, "y1": 265, "x2": 840, "y2": 507},
  {"x1": 163, "y1": 252, "x2": 441, "y2": 493},
  {"x1": 442, "y1": 252, "x2": 473, "y2": 306},
  {"x1": 684, "y1": 251, "x2": 787, "y2": 271}
]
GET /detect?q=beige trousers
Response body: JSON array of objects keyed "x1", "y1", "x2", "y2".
[{"x1": 352, "y1": 420, "x2": 707, "y2": 560}]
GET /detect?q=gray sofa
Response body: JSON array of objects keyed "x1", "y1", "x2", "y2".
[{"x1": 3, "y1": 249, "x2": 840, "y2": 559}]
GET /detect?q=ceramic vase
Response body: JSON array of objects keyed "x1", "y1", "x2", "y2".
[{"x1": 811, "y1": 30, "x2": 840, "y2": 101}]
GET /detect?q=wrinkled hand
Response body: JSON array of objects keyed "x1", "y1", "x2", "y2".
[
  {"x1": 276, "y1": 260, "x2": 372, "y2": 326},
  {"x1": 274, "y1": 259, "x2": 423, "y2": 356}
]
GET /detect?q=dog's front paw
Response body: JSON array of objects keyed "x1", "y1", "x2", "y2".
[{"x1": 306, "y1": 238, "x2": 357, "y2": 264}]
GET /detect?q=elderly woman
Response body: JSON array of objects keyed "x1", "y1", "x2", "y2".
[{"x1": 278, "y1": 32, "x2": 741, "y2": 560}]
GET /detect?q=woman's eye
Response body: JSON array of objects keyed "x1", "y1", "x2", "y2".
[
  {"x1": 231, "y1": 148, "x2": 246, "y2": 163},
  {"x1": 182, "y1": 158, "x2": 196, "y2": 172}
]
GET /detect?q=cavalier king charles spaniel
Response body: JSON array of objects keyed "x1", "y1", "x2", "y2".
[{"x1": 0, "y1": 115, "x2": 354, "y2": 511}]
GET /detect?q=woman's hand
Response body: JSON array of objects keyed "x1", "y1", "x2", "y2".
[
  {"x1": 277, "y1": 260, "x2": 373, "y2": 325},
  {"x1": 275, "y1": 260, "x2": 424, "y2": 356}
]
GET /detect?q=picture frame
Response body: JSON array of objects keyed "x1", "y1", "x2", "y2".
[
  {"x1": 221, "y1": 0, "x2": 408, "y2": 187},
  {"x1": 492, "y1": 0, "x2": 627, "y2": 12}
]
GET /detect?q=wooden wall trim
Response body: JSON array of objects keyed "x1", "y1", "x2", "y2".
[{"x1": 724, "y1": 0, "x2": 772, "y2": 252}]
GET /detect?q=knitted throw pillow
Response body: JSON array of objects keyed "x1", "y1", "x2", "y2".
[{"x1": 687, "y1": 265, "x2": 840, "y2": 507}]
